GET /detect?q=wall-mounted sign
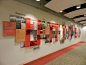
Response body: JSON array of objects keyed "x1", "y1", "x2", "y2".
[
  {"x1": 16, "y1": 29, "x2": 26, "y2": 42},
  {"x1": 3, "y1": 21, "x2": 16, "y2": 36}
]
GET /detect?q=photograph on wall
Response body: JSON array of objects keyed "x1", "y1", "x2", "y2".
[
  {"x1": 16, "y1": 23, "x2": 21, "y2": 29},
  {"x1": 21, "y1": 42, "x2": 26, "y2": 48},
  {"x1": 3, "y1": 21, "x2": 16, "y2": 36},
  {"x1": 10, "y1": 15, "x2": 26, "y2": 30},
  {"x1": 40, "y1": 34, "x2": 43, "y2": 39},
  {"x1": 52, "y1": 31, "x2": 55, "y2": 38},
  {"x1": 66, "y1": 29, "x2": 69, "y2": 39},
  {"x1": 57, "y1": 31, "x2": 60, "y2": 41},
  {"x1": 30, "y1": 30, "x2": 34, "y2": 35},
  {"x1": 30, "y1": 35, "x2": 34, "y2": 41},
  {"x1": 21, "y1": 23, "x2": 26, "y2": 30},
  {"x1": 33, "y1": 30, "x2": 37, "y2": 35},
  {"x1": 34, "y1": 24, "x2": 37, "y2": 30},
  {"x1": 52, "y1": 27, "x2": 55, "y2": 38},
  {"x1": 41, "y1": 21, "x2": 45, "y2": 30},
  {"x1": 10, "y1": 15, "x2": 26, "y2": 23},
  {"x1": 33, "y1": 35, "x2": 37, "y2": 40},
  {"x1": 45, "y1": 35, "x2": 50, "y2": 43}
]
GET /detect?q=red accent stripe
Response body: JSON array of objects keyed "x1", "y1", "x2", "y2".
[
  {"x1": 26, "y1": 18, "x2": 31, "y2": 47},
  {"x1": 24, "y1": 41, "x2": 85, "y2": 65}
]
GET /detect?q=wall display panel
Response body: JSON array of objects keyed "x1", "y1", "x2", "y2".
[
  {"x1": 26, "y1": 18, "x2": 41, "y2": 47},
  {"x1": 75, "y1": 28, "x2": 77, "y2": 38},
  {"x1": 41, "y1": 21, "x2": 46, "y2": 39},
  {"x1": 59, "y1": 25, "x2": 66, "y2": 43},
  {"x1": 16, "y1": 29, "x2": 26, "y2": 42},
  {"x1": 69, "y1": 26, "x2": 74, "y2": 40},
  {"x1": 3, "y1": 15, "x2": 81, "y2": 48},
  {"x1": 10, "y1": 15, "x2": 26, "y2": 23},
  {"x1": 59, "y1": 25, "x2": 64, "y2": 43},
  {"x1": 40, "y1": 30, "x2": 43, "y2": 39},
  {"x1": 3, "y1": 21, "x2": 16, "y2": 36},
  {"x1": 50, "y1": 23, "x2": 58, "y2": 43},
  {"x1": 41, "y1": 21, "x2": 45, "y2": 30},
  {"x1": 45, "y1": 35, "x2": 50, "y2": 43},
  {"x1": 10, "y1": 15, "x2": 26, "y2": 29},
  {"x1": 66, "y1": 26, "x2": 69, "y2": 39},
  {"x1": 62, "y1": 25, "x2": 66, "y2": 41}
]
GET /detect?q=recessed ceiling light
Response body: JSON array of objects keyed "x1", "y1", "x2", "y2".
[
  {"x1": 84, "y1": 15, "x2": 86, "y2": 16},
  {"x1": 76, "y1": 5, "x2": 81, "y2": 9},
  {"x1": 36, "y1": 0, "x2": 40, "y2": 1},
  {"x1": 59, "y1": 11, "x2": 63, "y2": 13}
]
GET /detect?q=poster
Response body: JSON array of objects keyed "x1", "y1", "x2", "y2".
[
  {"x1": 3, "y1": 21, "x2": 16, "y2": 36},
  {"x1": 45, "y1": 26, "x2": 50, "y2": 35},
  {"x1": 16, "y1": 29, "x2": 26, "y2": 42}
]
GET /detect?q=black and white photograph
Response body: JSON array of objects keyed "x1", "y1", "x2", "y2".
[
  {"x1": 45, "y1": 35, "x2": 50, "y2": 43},
  {"x1": 33, "y1": 35, "x2": 37, "y2": 40},
  {"x1": 21, "y1": 42, "x2": 26, "y2": 48}
]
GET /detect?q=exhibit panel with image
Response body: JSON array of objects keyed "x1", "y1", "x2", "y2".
[
  {"x1": 3, "y1": 21, "x2": 16, "y2": 36},
  {"x1": 26, "y1": 18, "x2": 41, "y2": 47},
  {"x1": 2, "y1": 15, "x2": 82, "y2": 48},
  {"x1": 50, "y1": 23, "x2": 58, "y2": 43}
]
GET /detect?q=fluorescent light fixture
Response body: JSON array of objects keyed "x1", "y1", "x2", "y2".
[
  {"x1": 59, "y1": 11, "x2": 63, "y2": 13},
  {"x1": 36, "y1": 0, "x2": 40, "y2": 1}
]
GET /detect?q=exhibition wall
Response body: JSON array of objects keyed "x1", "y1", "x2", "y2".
[{"x1": 0, "y1": 0, "x2": 83, "y2": 65}]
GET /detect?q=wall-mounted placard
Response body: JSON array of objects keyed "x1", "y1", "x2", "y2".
[
  {"x1": 3, "y1": 21, "x2": 16, "y2": 36},
  {"x1": 16, "y1": 29, "x2": 26, "y2": 42},
  {"x1": 45, "y1": 26, "x2": 50, "y2": 35}
]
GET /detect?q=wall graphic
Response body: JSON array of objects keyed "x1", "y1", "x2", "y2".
[
  {"x1": 16, "y1": 29, "x2": 26, "y2": 42},
  {"x1": 2, "y1": 15, "x2": 81, "y2": 48},
  {"x1": 3, "y1": 21, "x2": 16, "y2": 36}
]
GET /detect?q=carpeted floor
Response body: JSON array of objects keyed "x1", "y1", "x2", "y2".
[{"x1": 45, "y1": 43, "x2": 86, "y2": 65}]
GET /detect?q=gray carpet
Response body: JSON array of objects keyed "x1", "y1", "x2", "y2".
[{"x1": 45, "y1": 43, "x2": 86, "y2": 65}]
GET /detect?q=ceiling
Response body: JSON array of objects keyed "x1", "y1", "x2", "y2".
[
  {"x1": 64, "y1": 8, "x2": 86, "y2": 18},
  {"x1": 45, "y1": 0, "x2": 86, "y2": 12},
  {"x1": 45, "y1": 0, "x2": 86, "y2": 25},
  {"x1": 74, "y1": 17, "x2": 86, "y2": 21},
  {"x1": 79, "y1": 21, "x2": 86, "y2": 23}
]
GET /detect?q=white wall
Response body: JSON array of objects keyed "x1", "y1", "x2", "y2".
[
  {"x1": 81, "y1": 26, "x2": 86, "y2": 42},
  {"x1": 0, "y1": 0, "x2": 82, "y2": 65}
]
